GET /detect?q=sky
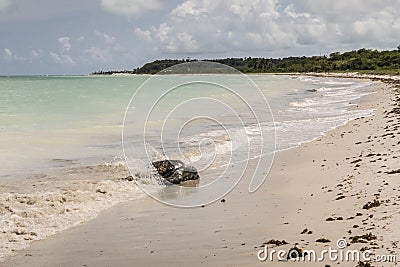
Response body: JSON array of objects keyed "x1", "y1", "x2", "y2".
[{"x1": 0, "y1": 0, "x2": 399, "y2": 75}]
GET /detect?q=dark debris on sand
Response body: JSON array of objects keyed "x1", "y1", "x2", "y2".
[
  {"x1": 262, "y1": 239, "x2": 289, "y2": 247},
  {"x1": 350, "y1": 233, "x2": 377, "y2": 244},
  {"x1": 286, "y1": 245, "x2": 308, "y2": 260},
  {"x1": 355, "y1": 260, "x2": 374, "y2": 267},
  {"x1": 362, "y1": 199, "x2": 381, "y2": 210},
  {"x1": 385, "y1": 169, "x2": 400, "y2": 174},
  {"x1": 316, "y1": 238, "x2": 331, "y2": 243}
]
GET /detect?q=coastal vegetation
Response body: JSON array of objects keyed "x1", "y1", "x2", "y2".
[{"x1": 92, "y1": 47, "x2": 400, "y2": 75}]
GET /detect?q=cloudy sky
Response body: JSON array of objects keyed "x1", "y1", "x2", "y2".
[{"x1": 0, "y1": 0, "x2": 399, "y2": 75}]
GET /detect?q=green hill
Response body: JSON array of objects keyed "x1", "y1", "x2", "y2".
[{"x1": 92, "y1": 48, "x2": 400, "y2": 75}]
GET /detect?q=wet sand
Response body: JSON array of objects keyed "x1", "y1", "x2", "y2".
[{"x1": 3, "y1": 78, "x2": 400, "y2": 266}]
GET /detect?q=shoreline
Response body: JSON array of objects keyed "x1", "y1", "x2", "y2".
[
  {"x1": 3, "y1": 76, "x2": 400, "y2": 266},
  {"x1": 106, "y1": 71, "x2": 400, "y2": 82}
]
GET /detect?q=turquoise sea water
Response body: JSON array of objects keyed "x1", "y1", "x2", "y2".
[
  {"x1": 0, "y1": 74, "x2": 376, "y2": 258},
  {"x1": 0, "y1": 75, "x2": 374, "y2": 179},
  {"x1": 0, "y1": 76, "x2": 144, "y2": 177}
]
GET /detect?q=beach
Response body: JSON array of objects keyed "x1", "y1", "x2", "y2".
[
  {"x1": 1, "y1": 77, "x2": 399, "y2": 266},
  {"x1": 2, "y1": 0, "x2": 400, "y2": 265}
]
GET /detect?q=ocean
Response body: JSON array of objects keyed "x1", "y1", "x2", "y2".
[{"x1": 0, "y1": 73, "x2": 375, "y2": 259}]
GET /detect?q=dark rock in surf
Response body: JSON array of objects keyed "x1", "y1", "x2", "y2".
[
  {"x1": 152, "y1": 160, "x2": 200, "y2": 185},
  {"x1": 152, "y1": 160, "x2": 184, "y2": 178}
]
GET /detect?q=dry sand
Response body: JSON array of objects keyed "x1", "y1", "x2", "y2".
[{"x1": 2, "y1": 78, "x2": 400, "y2": 267}]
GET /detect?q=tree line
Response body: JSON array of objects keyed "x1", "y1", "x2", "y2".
[{"x1": 92, "y1": 47, "x2": 400, "y2": 75}]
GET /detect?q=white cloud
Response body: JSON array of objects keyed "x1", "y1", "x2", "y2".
[
  {"x1": 283, "y1": 4, "x2": 309, "y2": 19},
  {"x1": 31, "y1": 49, "x2": 40, "y2": 58},
  {"x1": 29, "y1": 49, "x2": 42, "y2": 63},
  {"x1": 85, "y1": 47, "x2": 112, "y2": 63},
  {"x1": 135, "y1": 0, "x2": 295, "y2": 54},
  {"x1": 171, "y1": 1, "x2": 207, "y2": 17},
  {"x1": 50, "y1": 52, "x2": 74, "y2": 65},
  {"x1": 135, "y1": 22, "x2": 200, "y2": 53},
  {"x1": 0, "y1": 0, "x2": 11, "y2": 11},
  {"x1": 134, "y1": 0, "x2": 400, "y2": 57},
  {"x1": 95, "y1": 31, "x2": 117, "y2": 45},
  {"x1": 2, "y1": 48, "x2": 25, "y2": 61},
  {"x1": 302, "y1": 0, "x2": 389, "y2": 21},
  {"x1": 50, "y1": 37, "x2": 75, "y2": 65},
  {"x1": 134, "y1": 28, "x2": 151, "y2": 41},
  {"x1": 300, "y1": 0, "x2": 400, "y2": 48},
  {"x1": 86, "y1": 31, "x2": 125, "y2": 63},
  {"x1": 100, "y1": 0, "x2": 162, "y2": 16},
  {"x1": 3, "y1": 48, "x2": 12, "y2": 58},
  {"x1": 58, "y1": 37, "x2": 71, "y2": 53}
]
